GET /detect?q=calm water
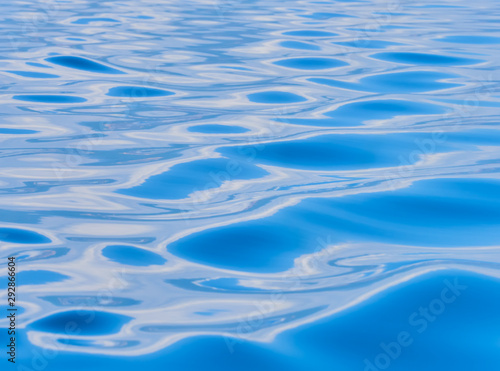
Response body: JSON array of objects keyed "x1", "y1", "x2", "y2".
[{"x1": 1, "y1": 0, "x2": 500, "y2": 370}]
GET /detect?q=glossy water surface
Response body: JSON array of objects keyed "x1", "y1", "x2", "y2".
[{"x1": 1, "y1": 0, "x2": 500, "y2": 370}]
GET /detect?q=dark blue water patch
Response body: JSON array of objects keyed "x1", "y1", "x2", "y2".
[
  {"x1": 371, "y1": 52, "x2": 482, "y2": 66},
  {"x1": 247, "y1": 91, "x2": 307, "y2": 104},
  {"x1": 102, "y1": 245, "x2": 167, "y2": 266},
  {"x1": 282, "y1": 30, "x2": 337, "y2": 37},
  {"x1": 0, "y1": 305, "x2": 24, "y2": 316},
  {"x1": 0, "y1": 228, "x2": 50, "y2": 244},
  {"x1": 106, "y1": 86, "x2": 174, "y2": 98},
  {"x1": 435, "y1": 35, "x2": 500, "y2": 44},
  {"x1": 5, "y1": 333, "x2": 305, "y2": 371},
  {"x1": 273, "y1": 57, "x2": 347, "y2": 70},
  {"x1": 12, "y1": 95, "x2": 86, "y2": 103},
  {"x1": 168, "y1": 223, "x2": 305, "y2": 273},
  {"x1": 279, "y1": 41, "x2": 321, "y2": 50},
  {"x1": 285, "y1": 271, "x2": 500, "y2": 371},
  {"x1": 218, "y1": 132, "x2": 455, "y2": 171},
  {"x1": 310, "y1": 71, "x2": 462, "y2": 93},
  {"x1": 188, "y1": 125, "x2": 249, "y2": 134},
  {"x1": 333, "y1": 40, "x2": 403, "y2": 49},
  {"x1": 118, "y1": 158, "x2": 268, "y2": 200},
  {"x1": 67, "y1": 37, "x2": 86, "y2": 41},
  {"x1": 72, "y1": 17, "x2": 120, "y2": 24},
  {"x1": 46, "y1": 56, "x2": 125, "y2": 74},
  {"x1": 41, "y1": 295, "x2": 141, "y2": 307},
  {"x1": 0, "y1": 128, "x2": 38, "y2": 134},
  {"x1": 30, "y1": 310, "x2": 132, "y2": 335},
  {"x1": 7, "y1": 70, "x2": 59, "y2": 78},
  {"x1": 18, "y1": 270, "x2": 69, "y2": 285},
  {"x1": 445, "y1": 129, "x2": 500, "y2": 146},
  {"x1": 295, "y1": 178, "x2": 500, "y2": 247}
]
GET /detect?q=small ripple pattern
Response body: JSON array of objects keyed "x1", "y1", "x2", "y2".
[{"x1": 0, "y1": 0, "x2": 499, "y2": 370}]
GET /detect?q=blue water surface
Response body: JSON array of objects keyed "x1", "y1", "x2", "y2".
[{"x1": 1, "y1": 0, "x2": 500, "y2": 370}]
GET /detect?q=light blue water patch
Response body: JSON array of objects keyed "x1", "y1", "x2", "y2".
[
  {"x1": 435, "y1": 99, "x2": 500, "y2": 108},
  {"x1": 415, "y1": 4, "x2": 465, "y2": 7},
  {"x1": 17, "y1": 270, "x2": 69, "y2": 285},
  {"x1": 41, "y1": 295, "x2": 141, "y2": 307},
  {"x1": 102, "y1": 245, "x2": 167, "y2": 266},
  {"x1": 12, "y1": 95, "x2": 87, "y2": 103},
  {"x1": 435, "y1": 35, "x2": 500, "y2": 44},
  {"x1": 301, "y1": 12, "x2": 356, "y2": 19},
  {"x1": 80, "y1": 146, "x2": 184, "y2": 166},
  {"x1": 46, "y1": 56, "x2": 125, "y2": 74},
  {"x1": 371, "y1": 52, "x2": 483, "y2": 66},
  {"x1": 247, "y1": 91, "x2": 307, "y2": 103},
  {"x1": 30, "y1": 310, "x2": 132, "y2": 335},
  {"x1": 324, "y1": 99, "x2": 447, "y2": 122},
  {"x1": 279, "y1": 41, "x2": 321, "y2": 50},
  {"x1": 273, "y1": 57, "x2": 348, "y2": 70},
  {"x1": 118, "y1": 158, "x2": 268, "y2": 199},
  {"x1": 333, "y1": 39, "x2": 403, "y2": 49},
  {"x1": 188, "y1": 125, "x2": 250, "y2": 134},
  {"x1": 0, "y1": 228, "x2": 50, "y2": 244},
  {"x1": 26, "y1": 62, "x2": 52, "y2": 68},
  {"x1": 106, "y1": 86, "x2": 174, "y2": 97},
  {"x1": 310, "y1": 71, "x2": 463, "y2": 93},
  {"x1": 13, "y1": 248, "x2": 70, "y2": 262}
]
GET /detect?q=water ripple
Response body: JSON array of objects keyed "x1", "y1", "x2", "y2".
[{"x1": 1, "y1": 0, "x2": 500, "y2": 369}]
